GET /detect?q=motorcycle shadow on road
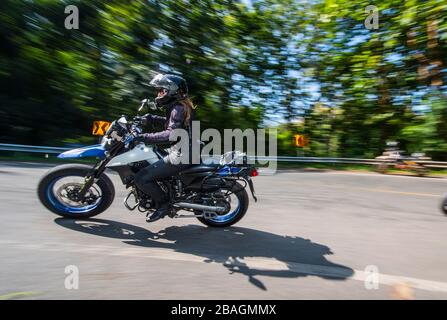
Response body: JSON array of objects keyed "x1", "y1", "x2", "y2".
[{"x1": 55, "y1": 218, "x2": 354, "y2": 290}]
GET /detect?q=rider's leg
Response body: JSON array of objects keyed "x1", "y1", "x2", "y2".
[{"x1": 134, "y1": 159, "x2": 188, "y2": 221}]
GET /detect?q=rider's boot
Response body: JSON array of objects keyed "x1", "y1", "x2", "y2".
[{"x1": 146, "y1": 202, "x2": 171, "y2": 222}]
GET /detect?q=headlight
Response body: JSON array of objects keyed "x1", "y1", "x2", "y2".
[{"x1": 110, "y1": 131, "x2": 123, "y2": 141}]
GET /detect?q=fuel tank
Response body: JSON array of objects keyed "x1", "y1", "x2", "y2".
[{"x1": 106, "y1": 144, "x2": 160, "y2": 167}]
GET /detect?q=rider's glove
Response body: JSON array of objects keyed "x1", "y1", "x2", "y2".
[
  {"x1": 140, "y1": 114, "x2": 151, "y2": 127},
  {"x1": 133, "y1": 134, "x2": 146, "y2": 144},
  {"x1": 132, "y1": 115, "x2": 148, "y2": 126},
  {"x1": 128, "y1": 134, "x2": 146, "y2": 148}
]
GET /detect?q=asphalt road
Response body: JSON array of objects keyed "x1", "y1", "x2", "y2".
[{"x1": 1, "y1": 162, "x2": 447, "y2": 300}]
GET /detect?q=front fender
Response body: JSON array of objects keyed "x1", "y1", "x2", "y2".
[{"x1": 57, "y1": 144, "x2": 106, "y2": 159}]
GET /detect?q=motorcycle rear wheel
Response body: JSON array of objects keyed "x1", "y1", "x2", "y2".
[{"x1": 196, "y1": 181, "x2": 249, "y2": 228}]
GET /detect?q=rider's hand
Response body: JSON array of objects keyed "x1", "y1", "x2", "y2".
[
  {"x1": 133, "y1": 113, "x2": 150, "y2": 126},
  {"x1": 128, "y1": 134, "x2": 146, "y2": 149},
  {"x1": 140, "y1": 114, "x2": 151, "y2": 127},
  {"x1": 133, "y1": 134, "x2": 146, "y2": 143}
]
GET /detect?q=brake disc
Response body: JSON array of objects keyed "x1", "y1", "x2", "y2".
[{"x1": 56, "y1": 183, "x2": 100, "y2": 207}]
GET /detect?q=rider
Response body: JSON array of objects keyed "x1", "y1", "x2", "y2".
[{"x1": 134, "y1": 73, "x2": 194, "y2": 222}]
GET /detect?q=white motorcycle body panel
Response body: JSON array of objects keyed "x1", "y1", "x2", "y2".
[{"x1": 106, "y1": 144, "x2": 160, "y2": 167}]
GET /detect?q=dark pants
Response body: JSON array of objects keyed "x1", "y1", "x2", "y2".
[{"x1": 134, "y1": 159, "x2": 191, "y2": 208}]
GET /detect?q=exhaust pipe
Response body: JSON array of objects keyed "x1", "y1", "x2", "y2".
[{"x1": 173, "y1": 202, "x2": 226, "y2": 214}]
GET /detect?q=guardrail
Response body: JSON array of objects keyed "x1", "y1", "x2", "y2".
[
  {"x1": 0, "y1": 143, "x2": 70, "y2": 154},
  {"x1": 252, "y1": 156, "x2": 447, "y2": 168},
  {"x1": 1, "y1": 143, "x2": 447, "y2": 168}
]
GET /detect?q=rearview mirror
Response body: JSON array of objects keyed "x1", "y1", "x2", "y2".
[
  {"x1": 138, "y1": 99, "x2": 157, "y2": 112},
  {"x1": 138, "y1": 99, "x2": 148, "y2": 112}
]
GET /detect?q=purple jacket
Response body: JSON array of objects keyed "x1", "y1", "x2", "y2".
[{"x1": 141, "y1": 103, "x2": 186, "y2": 143}]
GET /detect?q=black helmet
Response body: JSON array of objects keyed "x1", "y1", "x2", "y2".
[{"x1": 149, "y1": 73, "x2": 188, "y2": 107}]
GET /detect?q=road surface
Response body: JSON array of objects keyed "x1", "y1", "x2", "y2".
[{"x1": 0, "y1": 162, "x2": 447, "y2": 299}]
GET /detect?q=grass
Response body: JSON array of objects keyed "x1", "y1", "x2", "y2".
[{"x1": 277, "y1": 162, "x2": 373, "y2": 171}]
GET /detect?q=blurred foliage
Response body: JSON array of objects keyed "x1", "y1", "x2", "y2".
[
  {"x1": 0, "y1": 0, "x2": 446, "y2": 159},
  {"x1": 304, "y1": 0, "x2": 447, "y2": 159}
]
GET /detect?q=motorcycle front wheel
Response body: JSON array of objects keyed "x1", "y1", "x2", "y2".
[{"x1": 37, "y1": 164, "x2": 115, "y2": 219}]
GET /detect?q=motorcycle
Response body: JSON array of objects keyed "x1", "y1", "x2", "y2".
[
  {"x1": 374, "y1": 150, "x2": 430, "y2": 177},
  {"x1": 440, "y1": 194, "x2": 447, "y2": 215},
  {"x1": 37, "y1": 100, "x2": 258, "y2": 227}
]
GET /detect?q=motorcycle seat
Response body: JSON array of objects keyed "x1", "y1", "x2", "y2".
[{"x1": 180, "y1": 164, "x2": 220, "y2": 175}]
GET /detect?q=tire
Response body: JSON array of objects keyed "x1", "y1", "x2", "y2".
[
  {"x1": 37, "y1": 164, "x2": 115, "y2": 219},
  {"x1": 197, "y1": 181, "x2": 249, "y2": 228},
  {"x1": 440, "y1": 194, "x2": 447, "y2": 215}
]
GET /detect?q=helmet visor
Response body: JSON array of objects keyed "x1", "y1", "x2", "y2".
[{"x1": 149, "y1": 73, "x2": 177, "y2": 92}]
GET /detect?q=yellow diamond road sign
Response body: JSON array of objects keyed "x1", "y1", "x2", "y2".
[
  {"x1": 293, "y1": 134, "x2": 308, "y2": 147},
  {"x1": 92, "y1": 121, "x2": 111, "y2": 136}
]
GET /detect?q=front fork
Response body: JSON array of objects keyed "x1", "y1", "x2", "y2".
[
  {"x1": 76, "y1": 157, "x2": 111, "y2": 200},
  {"x1": 76, "y1": 140, "x2": 125, "y2": 200}
]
